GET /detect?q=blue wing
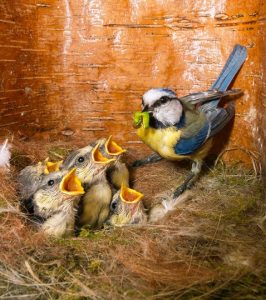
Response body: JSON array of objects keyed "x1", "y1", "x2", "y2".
[
  {"x1": 179, "y1": 89, "x2": 241, "y2": 106},
  {"x1": 174, "y1": 122, "x2": 210, "y2": 155},
  {"x1": 207, "y1": 102, "x2": 235, "y2": 138}
]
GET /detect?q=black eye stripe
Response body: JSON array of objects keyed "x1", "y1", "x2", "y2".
[{"x1": 149, "y1": 96, "x2": 176, "y2": 110}]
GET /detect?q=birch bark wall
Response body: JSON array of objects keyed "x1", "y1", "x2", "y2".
[{"x1": 0, "y1": 0, "x2": 265, "y2": 166}]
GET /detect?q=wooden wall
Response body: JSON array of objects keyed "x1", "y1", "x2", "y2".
[{"x1": 0, "y1": 0, "x2": 265, "y2": 166}]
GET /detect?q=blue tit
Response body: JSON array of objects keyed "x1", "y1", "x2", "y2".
[
  {"x1": 23, "y1": 168, "x2": 84, "y2": 237},
  {"x1": 106, "y1": 183, "x2": 147, "y2": 227},
  {"x1": 61, "y1": 142, "x2": 115, "y2": 187},
  {"x1": 133, "y1": 44, "x2": 247, "y2": 197},
  {"x1": 18, "y1": 158, "x2": 63, "y2": 201},
  {"x1": 98, "y1": 136, "x2": 129, "y2": 189},
  {"x1": 61, "y1": 142, "x2": 115, "y2": 229}
]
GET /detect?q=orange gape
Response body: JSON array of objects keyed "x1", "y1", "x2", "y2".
[
  {"x1": 92, "y1": 144, "x2": 115, "y2": 164},
  {"x1": 93, "y1": 149, "x2": 107, "y2": 163},
  {"x1": 107, "y1": 142, "x2": 121, "y2": 155},
  {"x1": 65, "y1": 178, "x2": 79, "y2": 194},
  {"x1": 120, "y1": 184, "x2": 144, "y2": 203},
  {"x1": 105, "y1": 136, "x2": 126, "y2": 156},
  {"x1": 123, "y1": 190, "x2": 139, "y2": 203},
  {"x1": 60, "y1": 168, "x2": 85, "y2": 196}
]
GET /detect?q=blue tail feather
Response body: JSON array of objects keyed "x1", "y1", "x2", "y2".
[
  {"x1": 211, "y1": 44, "x2": 247, "y2": 92},
  {"x1": 201, "y1": 45, "x2": 247, "y2": 112},
  {"x1": 211, "y1": 45, "x2": 239, "y2": 91}
]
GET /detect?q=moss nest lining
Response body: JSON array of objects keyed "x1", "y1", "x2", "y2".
[{"x1": 0, "y1": 139, "x2": 265, "y2": 299}]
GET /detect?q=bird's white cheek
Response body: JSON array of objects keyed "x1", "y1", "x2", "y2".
[{"x1": 154, "y1": 102, "x2": 182, "y2": 126}]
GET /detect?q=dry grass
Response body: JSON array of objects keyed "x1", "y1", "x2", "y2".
[{"x1": 0, "y1": 138, "x2": 265, "y2": 299}]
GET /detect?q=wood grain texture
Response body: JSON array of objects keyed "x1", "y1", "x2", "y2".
[{"x1": 0, "y1": 0, "x2": 265, "y2": 166}]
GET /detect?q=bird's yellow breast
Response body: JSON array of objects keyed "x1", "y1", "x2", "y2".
[{"x1": 137, "y1": 127, "x2": 182, "y2": 160}]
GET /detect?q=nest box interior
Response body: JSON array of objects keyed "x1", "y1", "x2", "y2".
[{"x1": 0, "y1": 2, "x2": 266, "y2": 298}]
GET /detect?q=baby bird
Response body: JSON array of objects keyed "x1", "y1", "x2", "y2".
[
  {"x1": 25, "y1": 168, "x2": 84, "y2": 237},
  {"x1": 107, "y1": 185, "x2": 192, "y2": 227},
  {"x1": 18, "y1": 158, "x2": 62, "y2": 201},
  {"x1": 107, "y1": 184, "x2": 147, "y2": 226},
  {"x1": 61, "y1": 142, "x2": 116, "y2": 229},
  {"x1": 98, "y1": 136, "x2": 129, "y2": 189}
]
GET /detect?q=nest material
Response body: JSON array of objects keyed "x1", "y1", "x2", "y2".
[{"x1": 0, "y1": 139, "x2": 265, "y2": 299}]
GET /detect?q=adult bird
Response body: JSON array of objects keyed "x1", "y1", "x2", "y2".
[{"x1": 133, "y1": 44, "x2": 247, "y2": 198}]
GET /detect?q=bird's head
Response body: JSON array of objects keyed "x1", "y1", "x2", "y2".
[
  {"x1": 106, "y1": 184, "x2": 147, "y2": 226},
  {"x1": 61, "y1": 143, "x2": 115, "y2": 185},
  {"x1": 31, "y1": 168, "x2": 84, "y2": 220},
  {"x1": 18, "y1": 159, "x2": 62, "y2": 200},
  {"x1": 136, "y1": 88, "x2": 183, "y2": 127}
]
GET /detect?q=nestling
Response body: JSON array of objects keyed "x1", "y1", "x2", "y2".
[
  {"x1": 106, "y1": 185, "x2": 191, "y2": 227},
  {"x1": 107, "y1": 183, "x2": 147, "y2": 226},
  {"x1": 18, "y1": 158, "x2": 62, "y2": 201},
  {"x1": 61, "y1": 142, "x2": 115, "y2": 229},
  {"x1": 98, "y1": 135, "x2": 129, "y2": 189},
  {"x1": 24, "y1": 168, "x2": 84, "y2": 237},
  {"x1": 133, "y1": 44, "x2": 247, "y2": 198}
]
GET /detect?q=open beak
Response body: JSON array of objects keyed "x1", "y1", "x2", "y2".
[
  {"x1": 105, "y1": 135, "x2": 126, "y2": 156},
  {"x1": 44, "y1": 160, "x2": 63, "y2": 174},
  {"x1": 59, "y1": 168, "x2": 85, "y2": 196},
  {"x1": 92, "y1": 143, "x2": 115, "y2": 164},
  {"x1": 120, "y1": 183, "x2": 144, "y2": 203}
]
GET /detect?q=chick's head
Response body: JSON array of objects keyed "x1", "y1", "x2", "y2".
[
  {"x1": 107, "y1": 184, "x2": 147, "y2": 226},
  {"x1": 61, "y1": 143, "x2": 115, "y2": 185},
  {"x1": 32, "y1": 168, "x2": 84, "y2": 220},
  {"x1": 18, "y1": 158, "x2": 62, "y2": 200}
]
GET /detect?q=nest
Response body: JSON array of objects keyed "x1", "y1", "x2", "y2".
[{"x1": 0, "y1": 137, "x2": 265, "y2": 299}]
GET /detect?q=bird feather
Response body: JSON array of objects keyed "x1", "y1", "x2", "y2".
[{"x1": 0, "y1": 139, "x2": 11, "y2": 169}]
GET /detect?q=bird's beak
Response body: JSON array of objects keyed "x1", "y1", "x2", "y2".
[
  {"x1": 92, "y1": 143, "x2": 115, "y2": 164},
  {"x1": 104, "y1": 135, "x2": 126, "y2": 156},
  {"x1": 133, "y1": 112, "x2": 150, "y2": 129},
  {"x1": 120, "y1": 183, "x2": 144, "y2": 203},
  {"x1": 60, "y1": 168, "x2": 85, "y2": 196},
  {"x1": 44, "y1": 160, "x2": 63, "y2": 174}
]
